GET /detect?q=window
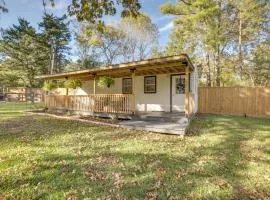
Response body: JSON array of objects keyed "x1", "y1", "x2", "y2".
[
  {"x1": 122, "y1": 78, "x2": 132, "y2": 94},
  {"x1": 144, "y1": 76, "x2": 156, "y2": 93}
]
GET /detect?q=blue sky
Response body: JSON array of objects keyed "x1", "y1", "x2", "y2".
[{"x1": 0, "y1": 0, "x2": 175, "y2": 59}]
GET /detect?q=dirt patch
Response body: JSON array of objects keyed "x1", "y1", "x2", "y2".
[{"x1": 1, "y1": 116, "x2": 36, "y2": 134}]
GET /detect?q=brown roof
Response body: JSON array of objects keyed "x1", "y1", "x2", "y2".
[{"x1": 37, "y1": 54, "x2": 194, "y2": 80}]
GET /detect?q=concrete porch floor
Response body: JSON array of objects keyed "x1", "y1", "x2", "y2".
[{"x1": 119, "y1": 112, "x2": 189, "y2": 135}]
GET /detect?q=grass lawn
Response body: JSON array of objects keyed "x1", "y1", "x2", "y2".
[{"x1": 0, "y1": 103, "x2": 269, "y2": 199}]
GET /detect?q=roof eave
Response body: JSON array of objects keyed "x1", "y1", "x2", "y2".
[{"x1": 36, "y1": 54, "x2": 194, "y2": 80}]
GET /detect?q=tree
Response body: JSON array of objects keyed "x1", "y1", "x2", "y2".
[
  {"x1": 0, "y1": 19, "x2": 48, "y2": 87},
  {"x1": 0, "y1": 59, "x2": 25, "y2": 87},
  {"x1": 161, "y1": 0, "x2": 269, "y2": 87},
  {"x1": 39, "y1": 14, "x2": 71, "y2": 74},
  {"x1": 75, "y1": 14, "x2": 158, "y2": 64},
  {"x1": 45, "y1": 0, "x2": 141, "y2": 30},
  {"x1": 230, "y1": 0, "x2": 269, "y2": 80},
  {"x1": 247, "y1": 41, "x2": 270, "y2": 86},
  {"x1": 76, "y1": 24, "x2": 126, "y2": 65},
  {"x1": 161, "y1": 0, "x2": 232, "y2": 86},
  {"x1": 72, "y1": 21, "x2": 101, "y2": 70},
  {"x1": 119, "y1": 14, "x2": 158, "y2": 61},
  {"x1": 150, "y1": 44, "x2": 165, "y2": 58},
  {"x1": 0, "y1": 0, "x2": 8, "y2": 13},
  {"x1": 68, "y1": 0, "x2": 141, "y2": 28}
]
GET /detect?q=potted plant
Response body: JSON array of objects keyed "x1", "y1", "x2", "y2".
[
  {"x1": 97, "y1": 76, "x2": 115, "y2": 88},
  {"x1": 64, "y1": 79, "x2": 83, "y2": 95},
  {"x1": 97, "y1": 76, "x2": 115, "y2": 112},
  {"x1": 42, "y1": 81, "x2": 57, "y2": 95}
]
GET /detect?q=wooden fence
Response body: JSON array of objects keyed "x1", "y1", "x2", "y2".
[
  {"x1": 199, "y1": 87, "x2": 270, "y2": 117},
  {"x1": 45, "y1": 94, "x2": 133, "y2": 114},
  {"x1": 0, "y1": 87, "x2": 44, "y2": 102}
]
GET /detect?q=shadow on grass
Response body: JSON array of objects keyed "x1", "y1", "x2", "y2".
[{"x1": 0, "y1": 114, "x2": 269, "y2": 199}]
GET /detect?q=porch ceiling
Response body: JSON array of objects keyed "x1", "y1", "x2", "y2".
[{"x1": 37, "y1": 54, "x2": 194, "y2": 80}]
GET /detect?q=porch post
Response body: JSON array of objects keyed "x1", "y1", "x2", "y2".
[
  {"x1": 131, "y1": 68, "x2": 136, "y2": 115},
  {"x1": 93, "y1": 74, "x2": 96, "y2": 112},
  {"x1": 65, "y1": 77, "x2": 68, "y2": 108},
  {"x1": 185, "y1": 67, "x2": 190, "y2": 117},
  {"x1": 93, "y1": 74, "x2": 96, "y2": 95}
]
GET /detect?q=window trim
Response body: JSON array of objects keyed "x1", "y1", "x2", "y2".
[
  {"x1": 144, "y1": 76, "x2": 157, "y2": 94},
  {"x1": 122, "y1": 77, "x2": 132, "y2": 94}
]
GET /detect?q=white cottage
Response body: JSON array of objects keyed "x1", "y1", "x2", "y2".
[{"x1": 38, "y1": 54, "x2": 198, "y2": 121}]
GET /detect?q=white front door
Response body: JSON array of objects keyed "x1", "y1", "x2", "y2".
[{"x1": 171, "y1": 75, "x2": 185, "y2": 112}]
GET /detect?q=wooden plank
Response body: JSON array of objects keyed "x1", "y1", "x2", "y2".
[
  {"x1": 198, "y1": 87, "x2": 270, "y2": 117},
  {"x1": 185, "y1": 67, "x2": 190, "y2": 117},
  {"x1": 37, "y1": 55, "x2": 191, "y2": 80},
  {"x1": 132, "y1": 70, "x2": 136, "y2": 114}
]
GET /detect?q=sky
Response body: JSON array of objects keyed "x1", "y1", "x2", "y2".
[{"x1": 0, "y1": 0, "x2": 176, "y2": 60}]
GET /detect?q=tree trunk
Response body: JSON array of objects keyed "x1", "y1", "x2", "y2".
[
  {"x1": 50, "y1": 44, "x2": 55, "y2": 74},
  {"x1": 216, "y1": 1, "x2": 222, "y2": 87},
  {"x1": 216, "y1": 51, "x2": 221, "y2": 87},
  {"x1": 238, "y1": 12, "x2": 243, "y2": 80},
  {"x1": 206, "y1": 53, "x2": 211, "y2": 87},
  {"x1": 50, "y1": 39, "x2": 56, "y2": 74}
]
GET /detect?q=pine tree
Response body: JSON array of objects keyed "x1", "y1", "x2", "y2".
[
  {"x1": 161, "y1": 0, "x2": 232, "y2": 86},
  {"x1": 0, "y1": 19, "x2": 48, "y2": 87},
  {"x1": 231, "y1": 0, "x2": 269, "y2": 80},
  {"x1": 161, "y1": 0, "x2": 269, "y2": 86},
  {"x1": 39, "y1": 14, "x2": 71, "y2": 74}
]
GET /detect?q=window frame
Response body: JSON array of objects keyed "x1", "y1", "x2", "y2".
[
  {"x1": 144, "y1": 76, "x2": 157, "y2": 94},
  {"x1": 122, "y1": 77, "x2": 132, "y2": 94}
]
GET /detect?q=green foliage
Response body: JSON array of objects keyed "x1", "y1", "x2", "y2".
[
  {"x1": 97, "y1": 76, "x2": 115, "y2": 88},
  {"x1": 0, "y1": 18, "x2": 48, "y2": 87},
  {"x1": 64, "y1": 79, "x2": 83, "y2": 89},
  {"x1": 68, "y1": 0, "x2": 141, "y2": 29},
  {"x1": 0, "y1": 0, "x2": 8, "y2": 13},
  {"x1": 0, "y1": 14, "x2": 71, "y2": 87},
  {"x1": 76, "y1": 14, "x2": 158, "y2": 64},
  {"x1": 39, "y1": 14, "x2": 71, "y2": 74},
  {"x1": 0, "y1": 60, "x2": 26, "y2": 86},
  {"x1": 248, "y1": 41, "x2": 270, "y2": 86},
  {"x1": 42, "y1": 81, "x2": 57, "y2": 92},
  {"x1": 161, "y1": 0, "x2": 269, "y2": 87},
  {"x1": 77, "y1": 24, "x2": 126, "y2": 65},
  {"x1": 119, "y1": 13, "x2": 159, "y2": 61}
]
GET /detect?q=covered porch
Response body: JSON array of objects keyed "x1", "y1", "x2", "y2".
[{"x1": 39, "y1": 55, "x2": 196, "y2": 118}]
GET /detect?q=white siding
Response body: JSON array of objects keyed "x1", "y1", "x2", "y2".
[
  {"x1": 135, "y1": 74, "x2": 171, "y2": 112},
  {"x1": 55, "y1": 71, "x2": 198, "y2": 113}
]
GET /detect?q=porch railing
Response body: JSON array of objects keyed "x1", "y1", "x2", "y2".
[{"x1": 45, "y1": 94, "x2": 134, "y2": 114}]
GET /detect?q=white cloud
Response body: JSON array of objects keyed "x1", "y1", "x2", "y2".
[{"x1": 159, "y1": 21, "x2": 174, "y2": 32}]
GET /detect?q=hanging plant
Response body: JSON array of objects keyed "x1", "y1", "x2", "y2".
[
  {"x1": 64, "y1": 79, "x2": 83, "y2": 89},
  {"x1": 98, "y1": 76, "x2": 115, "y2": 88},
  {"x1": 43, "y1": 81, "x2": 57, "y2": 92}
]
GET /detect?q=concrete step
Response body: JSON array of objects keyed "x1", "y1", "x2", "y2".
[
  {"x1": 119, "y1": 121, "x2": 187, "y2": 135},
  {"x1": 132, "y1": 115, "x2": 189, "y2": 123}
]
